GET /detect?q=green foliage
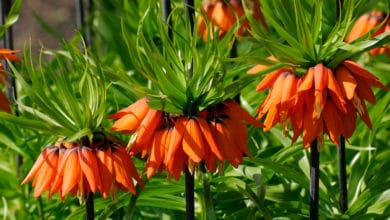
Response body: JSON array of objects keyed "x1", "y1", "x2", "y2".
[
  {"x1": 0, "y1": 42, "x2": 107, "y2": 142},
  {"x1": 0, "y1": 0, "x2": 389, "y2": 219},
  {"x1": 0, "y1": 0, "x2": 22, "y2": 38}
]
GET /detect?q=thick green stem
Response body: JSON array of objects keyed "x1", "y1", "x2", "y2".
[
  {"x1": 310, "y1": 139, "x2": 319, "y2": 220},
  {"x1": 338, "y1": 136, "x2": 348, "y2": 213},
  {"x1": 85, "y1": 192, "x2": 94, "y2": 220},
  {"x1": 185, "y1": 169, "x2": 195, "y2": 220},
  {"x1": 75, "y1": 0, "x2": 93, "y2": 48},
  {"x1": 200, "y1": 164, "x2": 215, "y2": 220}
]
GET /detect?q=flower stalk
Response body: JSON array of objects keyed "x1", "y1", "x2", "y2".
[
  {"x1": 185, "y1": 169, "x2": 195, "y2": 220},
  {"x1": 75, "y1": 0, "x2": 93, "y2": 48},
  {"x1": 336, "y1": 0, "x2": 348, "y2": 214},
  {"x1": 310, "y1": 139, "x2": 319, "y2": 220},
  {"x1": 184, "y1": 1, "x2": 195, "y2": 219},
  {"x1": 162, "y1": 0, "x2": 172, "y2": 38},
  {"x1": 85, "y1": 192, "x2": 94, "y2": 220},
  {"x1": 338, "y1": 136, "x2": 348, "y2": 213}
]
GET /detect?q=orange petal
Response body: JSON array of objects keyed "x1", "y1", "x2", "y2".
[
  {"x1": 302, "y1": 97, "x2": 323, "y2": 148},
  {"x1": 167, "y1": 145, "x2": 186, "y2": 180},
  {"x1": 298, "y1": 67, "x2": 314, "y2": 92},
  {"x1": 130, "y1": 110, "x2": 163, "y2": 155},
  {"x1": 327, "y1": 68, "x2": 347, "y2": 113},
  {"x1": 165, "y1": 117, "x2": 186, "y2": 164},
  {"x1": 214, "y1": 121, "x2": 242, "y2": 167},
  {"x1": 314, "y1": 64, "x2": 328, "y2": 94},
  {"x1": 203, "y1": 139, "x2": 217, "y2": 172},
  {"x1": 0, "y1": 48, "x2": 21, "y2": 62},
  {"x1": 22, "y1": 147, "x2": 50, "y2": 185},
  {"x1": 112, "y1": 147, "x2": 137, "y2": 194},
  {"x1": 0, "y1": 91, "x2": 11, "y2": 113},
  {"x1": 146, "y1": 128, "x2": 167, "y2": 178},
  {"x1": 32, "y1": 148, "x2": 59, "y2": 197},
  {"x1": 61, "y1": 148, "x2": 81, "y2": 197},
  {"x1": 182, "y1": 118, "x2": 205, "y2": 163},
  {"x1": 223, "y1": 99, "x2": 263, "y2": 127},
  {"x1": 314, "y1": 89, "x2": 327, "y2": 119},
  {"x1": 256, "y1": 92, "x2": 271, "y2": 119},
  {"x1": 96, "y1": 147, "x2": 114, "y2": 199},
  {"x1": 340, "y1": 101, "x2": 357, "y2": 138},
  {"x1": 354, "y1": 75, "x2": 377, "y2": 104},
  {"x1": 49, "y1": 147, "x2": 66, "y2": 198},
  {"x1": 211, "y1": 2, "x2": 226, "y2": 30},
  {"x1": 290, "y1": 95, "x2": 305, "y2": 143},
  {"x1": 79, "y1": 147, "x2": 102, "y2": 193},
  {"x1": 335, "y1": 65, "x2": 357, "y2": 100},
  {"x1": 224, "y1": 117, "x2": 251, "y2": 158},
  {"x1": 343, "y1": 60, "x2": 387, "y2": 90},
  {"x1": 345, "y1": 14, "x2": 370, "y2": 42},
  {"x1": 198, "y1": 117, "x2": 223, "y2": 160},
  {"x1": 259, "y1": 73, "x2": 286, "y2": 115},
  {"x1": 107, "y1": 98, "x2": 149, "y2": 119},
  {"x1": 255, "y1": 68, "x2": 287, "y2": 91},
  {"x1": 280, "y1": 73, "x2": 299, "y2": 112},
  {"x1": 263, "y1": 105, "x2": 280, "y2": 131},
  {"x1": 358, "y1": 100, "x2": 372, "y2": 129},
  {"x1": 110, "y1": 113, "x2": 144, "y2": 133},
  {"x1": 322, "y1": 99, "x2": 341, "y2": 146}
]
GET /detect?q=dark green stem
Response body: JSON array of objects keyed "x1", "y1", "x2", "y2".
[
  {"x1": 162, "y1": 0, "x2": 172, "y2": 38},
  {"x1": 75, "y1": 0, "x2": 93, "y2": 48},
  {"x1": 310, "y1": 139, "x2": 319, "y2": 220},
  {"x1": 185, "y1": 169, "x2": 195, "y2": 220},
  {"x1": 126, "y1": 194, "x2": 138, "y2": 220},
  {"x1": 126, "y1": 180, "x2": 145, "y2": 220},
  {"x1": 85, "y1": 192, "x2": 94, "y2": 220},
  {"x1": 336, "y1": 0, "x2": 347, "y2": 214},
  {"x1": 200, "y1": 163, "x2": 215, "y2": 219},
  {"x1": 231, "y1": 40, "x2": 240, "y2": 103},
  {"x1": 183, "y1": 0, "x2": 195, "y2": 32},
  {"x1": 338, "y1": 136, "x2": 348, "y2": 213},
  {"x1": 37, "y1": 197, "x2": 44, "y2": 220},
  {"x1": 1, "y1": 0, "x2": 23, "y2": 178}
]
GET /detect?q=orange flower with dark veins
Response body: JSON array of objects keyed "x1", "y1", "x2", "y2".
[
  {"x1": 22, "y1": 140, "x2": 142, "y2": 200},
  {"x1": 197, "y1": 0, "x2": 266, "y2": 41},
  {"x1": 0, "y1": 48, "x2": 21, "y2": 113},
  {"x1": 110, "y1": 98, "x2": 262, "y2": 180},
  {"x1": 253, "y1": 61, "x2": 387, "y2": 148},
  {"x1": 346, "y1": 11, "x2": 390, "y2": 56}
]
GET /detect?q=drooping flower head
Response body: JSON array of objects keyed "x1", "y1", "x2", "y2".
[
  {"x1": 22, "y1": 137, "x2": 142, "y2": 200},
  {"x1": 197, "y1": 0, "x2": 267, "y2": 41},
  {"x1": 0, "y1": 43, "x2": 144, "y2": 202},
  {"x1": 248, "y1": 1, "x2": 388, "y2": 148},
  {"x1": 346, "y1": 11, "x2": 390, "y2": 56},
  {"x1": 116, "y1": 4, "x2": 263, "y2": 179},
  {"x1": 109, "y1": 98, "x2": 262, "y2": 180},
  {"x1": 251, "y1": 59, "x2": 387, "y2": 148}
]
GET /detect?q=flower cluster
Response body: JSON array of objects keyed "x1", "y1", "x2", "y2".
[
  {"x1": 252, "y1": 60, "x2": 387, "y2": 148},
  {"x1": 22, "y1": 138, "x2": 142, "y2": 200},
  {"x1": 109, "y1": 98, "x2": 262, "y2": 180}
]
